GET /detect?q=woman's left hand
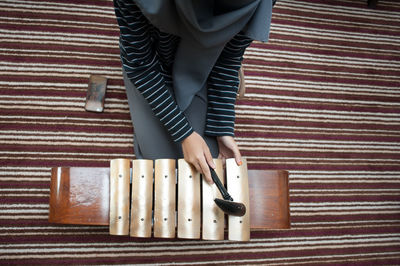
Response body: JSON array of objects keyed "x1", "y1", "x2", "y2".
[{"x1": 217, "y1": 136, "x2": 242, "y2": 167}]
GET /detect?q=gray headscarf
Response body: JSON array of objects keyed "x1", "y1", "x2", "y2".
[{"x1": 133, "y1": 0, "x2": 273, "y2": 111}]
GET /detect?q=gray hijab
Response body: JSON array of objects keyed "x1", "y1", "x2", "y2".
[{"x1": 133, "y1": 0, "x2": 273, "y2": 111}]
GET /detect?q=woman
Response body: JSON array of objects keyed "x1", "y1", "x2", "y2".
[{"x1": 114, "y1": 0, "x2": 273, "y2": 183}]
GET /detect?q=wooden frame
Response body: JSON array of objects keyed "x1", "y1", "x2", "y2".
[{"x1": 49, "y1": 162, "x2": 290, "y2": 239}]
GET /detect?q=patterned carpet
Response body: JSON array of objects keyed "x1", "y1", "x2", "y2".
[{"x1": 1, "y1": 0, "x2": 400, "y2": 264}]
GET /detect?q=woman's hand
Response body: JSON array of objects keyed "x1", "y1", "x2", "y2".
[
  {"x1": 181, "y1": 131, "x2": 216, "y2": 184},
  {"x1": 217, "y1": 136, "x2": 242, "y2": 167}
]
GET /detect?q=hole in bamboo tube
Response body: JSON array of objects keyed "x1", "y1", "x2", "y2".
[
  {"x1": 213, "y1": 220, "x2": 217, "y2": 223},
  {"x1": 188, "y1": 218, "x2": 192, "y2": 222},
  {"x1": 119, "y1": 174, "x2": 122, "y2": 178},
  {"x1": 237, "y1": 175, "x2": 240, "y2": 179},
  {"x1": 189, "y1": 175, "x2": 192, "y2": 179},
  {"x1": 164, "y1": 218, "x2": 168, "y2": 221},
  {"x1": 118, "y1": 216, "x2": 122, "y2": 219},
  {"x1": 239, "y1": 220, "x2": 242, "y2": 223},
  {"x1": 141, "y1": 175, "x2": 144, "y2": 178},
  {"x1": 164, "y1": 175, "x2": 168, "y2": 178},
  {"x1": 140, "y1": 218, "x2": 144, "y2": 221}
]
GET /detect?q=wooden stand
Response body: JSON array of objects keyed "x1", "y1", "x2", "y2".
[{"x1": 49, "y1": 164, "x2": 290, "y2": 237}]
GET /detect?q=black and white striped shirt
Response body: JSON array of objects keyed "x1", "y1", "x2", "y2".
[{"x1": 114, "y1": 0, "x2": 253, "y2": 142}]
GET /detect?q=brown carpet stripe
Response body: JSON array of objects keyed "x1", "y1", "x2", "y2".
[{"x1": 1, "y1": 0, "x2": 400, "y2": 264}]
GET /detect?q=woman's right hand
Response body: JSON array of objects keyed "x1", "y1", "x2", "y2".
[{"x1": 181, "y1": 131, "x2": 216, "y2": 184}]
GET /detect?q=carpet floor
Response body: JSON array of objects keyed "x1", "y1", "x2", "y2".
[{"x1": 0, "y1": 0, "x2": 400, "y2": 265}]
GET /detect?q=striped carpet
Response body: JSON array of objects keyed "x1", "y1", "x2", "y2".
[{"x1": 1, "y1": 0, "x2": 400, "y2": 264}]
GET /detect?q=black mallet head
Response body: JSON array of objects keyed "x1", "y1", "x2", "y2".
[{"x1": 214, "y1": 198, "x2": 246, "y2": 217}]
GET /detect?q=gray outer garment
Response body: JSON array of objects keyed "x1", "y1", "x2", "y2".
[
  {"x1": 133, "y1": 0, "x2": 272, "y2": 111},
  {"x1": 123, "y1": 0, "x2": 272, "y2": 159}
]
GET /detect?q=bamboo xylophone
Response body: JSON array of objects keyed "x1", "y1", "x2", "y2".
[{"x1": 49, "y1": 158, "x2": 290, "y2": 241}]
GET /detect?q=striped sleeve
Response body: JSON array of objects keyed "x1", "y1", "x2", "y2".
[
  {"x1": 114, "y1": 0, "x2": 193, "y2": 142},
  {"x1": 205, "y1": 33, "x2": 253, "y2": 137}
]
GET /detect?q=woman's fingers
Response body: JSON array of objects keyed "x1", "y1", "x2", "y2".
[
  {"x1": 205, "y1": 146, "x2": 216, "y2": 169},
  {"x1": 202, "y1": 144, "x2": 215, "y2": 184},
  {"x1": 199, "y1": 157, "x2": 212, "y2": 184},
  {"x1": 190, "y1": 152, "x2": 213, "y2": 184},
  {"x1": 191, "y1": 160, "x2": 212, "y2": 184},
  {"x1": 181, "y1": 131, "x2": 215, "y2": 184},
  {"x1": 217, "y1": 136, "x2": 242, "y2": 166},
  {"x1": 233, "y1": 146, "x2": 242, "y2": 166}
]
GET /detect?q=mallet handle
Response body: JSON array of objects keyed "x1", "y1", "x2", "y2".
[{"x1": 210, "y1": 167, "x2": 233, "y2": 201}]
